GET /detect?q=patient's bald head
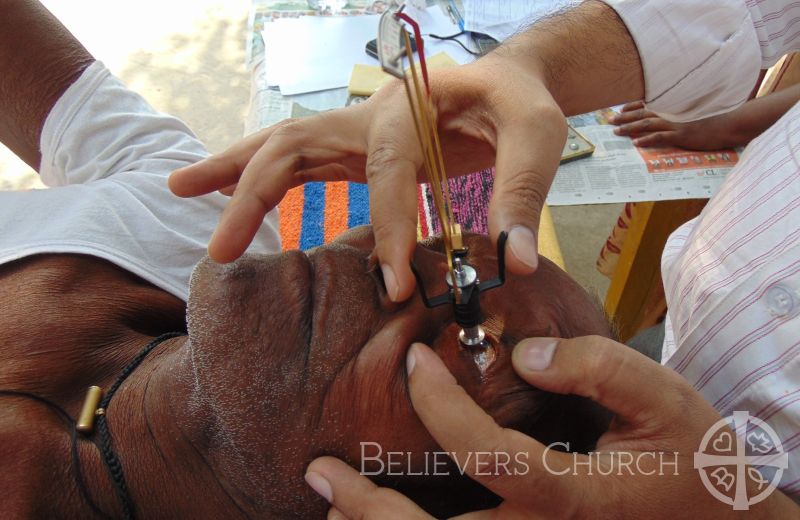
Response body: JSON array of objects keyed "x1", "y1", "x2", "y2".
[{"x1": 184, "y1": 226, "x2": 612, "y2": 517}]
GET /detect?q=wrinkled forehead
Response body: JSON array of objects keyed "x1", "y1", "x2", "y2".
[
  {"x1": 329, "y1": 225, "x2": 611, "y2": 339},
  {"x1": 328, "y1": 224, "x2": 505, "y2": 270}
]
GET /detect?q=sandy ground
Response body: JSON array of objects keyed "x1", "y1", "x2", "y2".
[{"x1": 0, "y1": 0, "x2": 252, "y2": 190}]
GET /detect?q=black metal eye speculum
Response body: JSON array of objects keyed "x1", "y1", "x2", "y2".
[{"x1": 411, "y1": 231, "x2": 508, "y2": 348}]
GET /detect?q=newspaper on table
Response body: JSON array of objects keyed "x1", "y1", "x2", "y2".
[
  {"x1": 546, "y1": 110, "x2": 739, "y2": 206},
  {"x1": 245, "y1": 2, "x2": 738, "y2": 206}
]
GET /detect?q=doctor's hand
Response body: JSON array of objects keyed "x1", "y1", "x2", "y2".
[
  {"x1": 304, "y1": 338, "x2": 797, "y2": 519},
  {"x1": 168, "y1": 56, "x2": 566, "y2": 302}
]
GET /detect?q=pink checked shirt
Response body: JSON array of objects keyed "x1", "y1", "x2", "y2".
[{"x1": 606, "y1": 0, "x2": 800, "y2": 499}]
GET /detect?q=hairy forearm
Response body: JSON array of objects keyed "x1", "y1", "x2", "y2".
[
  {"x1": 487, "y1": 0, "x2": 644, "y2": 116},
  {"x1": 0, "y1": 0, "x2": 94, "y2": 170}
]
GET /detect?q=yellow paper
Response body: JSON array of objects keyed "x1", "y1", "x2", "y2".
[{"x1": 348, "y1": 52, "x2": 458, "y2": 97}]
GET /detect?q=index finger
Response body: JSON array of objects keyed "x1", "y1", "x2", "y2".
[
  {"x1": 620, "y1": 100, "x2": 645, "y2": 112},
  {"x1": 611, "y1": 107, "x2": 659, "y2": 126},
  {"x1": 306, "y1": 457, "x2": 432, "y2": 520},
  {"x1": 208, "y1": 106, "x2": 370, "y2": 263},
  {"x1": 168, "y1": 126, "x2": 277, "y2": 198},
  {"x1": 406, "y1": 343, "x2": 581, "y2": 515}
]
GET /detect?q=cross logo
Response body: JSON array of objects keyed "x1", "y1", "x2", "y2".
[{"x1": 694, "y1": 411, "x2": 788, "y2": 510}]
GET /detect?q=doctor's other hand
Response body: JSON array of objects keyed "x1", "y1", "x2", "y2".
[
  {"x1": 168, "y1": 57, "x2": 567, "y2": 303},
  {"x1": 304, "y1": 338, "x2": 797, "y2": 519}
]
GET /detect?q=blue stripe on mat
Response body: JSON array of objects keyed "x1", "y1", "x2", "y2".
[
  {"x1": 300, "y1": 182, "x2": 326, "y2": 250},
  {"x1": 347, "y1": 182, "x2": 370, "y2": 228}
]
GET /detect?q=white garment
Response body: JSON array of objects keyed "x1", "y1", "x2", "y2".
[
  {"x1": 0, "y1": 61, "x2": 281, "y2": 301},
  {"x1": 605, "y1": 0, "x2": 800, "y2": 498}
]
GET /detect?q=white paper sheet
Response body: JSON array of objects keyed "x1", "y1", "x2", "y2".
[
  {"x1": 263, "y1": 15, "x2": 379, "y2": 95},
  {"x1": 261, "y1": 6, "x2": 475, "y2": 96}
]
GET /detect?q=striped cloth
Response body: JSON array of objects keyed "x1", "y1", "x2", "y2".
[
  {"x1": 604, "y1": 0, "x2": 800, "y2": 500},
  {"x1": 279, "y1": 181, "x2": 370, "y2": 250},
  {"x1": 278, "y1": 168, "x2": 495, "y2": 250}
]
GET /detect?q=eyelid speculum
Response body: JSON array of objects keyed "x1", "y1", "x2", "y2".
[{"x1": 411, "y1": 231, "x2": 509, "y2": 351}]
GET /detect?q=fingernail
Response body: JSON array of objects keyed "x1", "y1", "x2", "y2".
[
  {"x1": 507, "y1": 226, "x2": 538, "y2": 270},
  {"x1": 516, "y1": 338, "x2": 558, "y2": 371},
  {"x1": 613, "y1": 127, "x2": 621, "y2": 135},
  {"x1": 381, "y1": 264, "x2": 399, "y2": 301},
  {"x1": 305, "y1": 471, "x2": 333, "y2": 503},
  {"x1": 408, "y1": 343, "x2": 456, "y2": 381},
  {"x1": 328, "y1": 510, "x2": 347, "y2": 520},
  {"x1": 406, "y1": 345, "x2": 417, "y2": 375}
]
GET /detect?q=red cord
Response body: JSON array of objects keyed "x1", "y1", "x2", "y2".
[{"x1": 395, "y1": 12, "x2": 430, "y2": 94}]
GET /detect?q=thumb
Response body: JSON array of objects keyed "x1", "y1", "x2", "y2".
[{"x1": 510, "y1": 336, "x2": 708, "y2": 426}]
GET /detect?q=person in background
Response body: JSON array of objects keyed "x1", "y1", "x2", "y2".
[
  {"x1": 612, "y1": 83, "x2": 800, "y2": 149},
  {"x1": 597, "y1": 81, "x2": 800, "y2": 318}
]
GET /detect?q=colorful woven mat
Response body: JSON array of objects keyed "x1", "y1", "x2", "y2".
[{"x1": 278, "y1": 168, "x2": 496, "y2": 250}]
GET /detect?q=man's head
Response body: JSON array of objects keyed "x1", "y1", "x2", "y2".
[{"x1": 184, "y1": 226, "x2": 612, "y2": 517}]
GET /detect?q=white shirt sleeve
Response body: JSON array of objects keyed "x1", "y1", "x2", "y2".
[
  {"x1": 39, "y1": 61, "x2": 209, "y2": 187},
  {"x1": 0, "y1": 61, "x2": 281, "y2": 301},
  {"x1": 600, "y1": 0, "x2": 800, "y2": 122},
  {"x1": 659, "y1": 102, "x2": 800, "y2": 500}
]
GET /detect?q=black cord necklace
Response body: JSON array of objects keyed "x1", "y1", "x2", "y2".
[
  {"x1": 94, "y1": 331, "x2": 185, "y2": 519},
  {"x1": 0, "y1": 331, "x2": 185, "y2": 519}
]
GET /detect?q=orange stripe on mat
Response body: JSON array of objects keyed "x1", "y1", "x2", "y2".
[
  {"x1": 279, "y1": 186, "x2": 304, "y2": 250},
  {"x1": 324, "y1": 181, "x2": 349, "y2": 243}
]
